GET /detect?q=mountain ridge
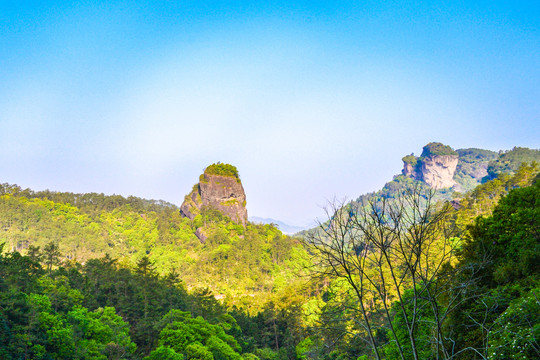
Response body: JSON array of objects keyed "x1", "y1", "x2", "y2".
[{"x1": 248, "y1": 216, "x2": 312, "y2": 235}]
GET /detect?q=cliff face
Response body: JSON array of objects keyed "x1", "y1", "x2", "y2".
[
  {"x1": 180, "y1": 167, "x2": 248, "y2": 226},
  {"x1": 420, "y1": 154, "x2": 459, "y2": 189},
  {"x1": 401, "y1": 142, "x2": 459, "y2": 189},
  {"x1": 402, "y1": 162, "x2": 416, "y2": 178}
]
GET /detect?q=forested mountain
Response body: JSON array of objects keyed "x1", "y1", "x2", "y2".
[
  {"x1": 350, "y1": 144, "x2": 540, "y2": 216},
  {"x1": 302, "y1": 164, "x2": 539, "y2": 359},
  {"x1": 1, "y1": 147, "x2": 539, "y2": 359},
  {"x1": 0, "y1": 181, "x2": 307, "y2": 312}
]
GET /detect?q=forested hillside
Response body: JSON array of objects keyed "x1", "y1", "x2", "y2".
[
  {"x1": 302, "y1": 164, "x2": 539, "y2": 359},
  {"x1": 0, "y1": 182, "x2": 309, "y2": 311},
  {"x1": 350, "y1": 145, "x2": 540, "y2": 215},
  {"x1": 0, "y1": 247, "x2": 310, "y2": 359},
  {"x1": 1, "y1": 152, "x2": 539, "y2": 359}
]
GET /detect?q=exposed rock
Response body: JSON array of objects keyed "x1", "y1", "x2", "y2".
[
  {"x1": 450, "y1": 199, "x2": 463, "y2": 210},
  {"x1": 401, "y1": 143, "x2": 459, "y2": 189},
  {"x1": 420, "y1": 154, "x2": 459, "y2": 189},
  {"x1": 195, "y1": 227, "x2": 208, "y2": 243},
  {"x1": 402, "y1": 162, "x2": 416, "y2": 178},
  {"x1": 180, "y1": 164, "x2": 248, "y2": 226}
]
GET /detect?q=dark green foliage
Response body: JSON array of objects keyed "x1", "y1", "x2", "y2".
[
  {"x1": 0, "y1": 250, "x2": 136, "y2": 359},
  {"x1": 448, "y1": 179, "x2": 540, "y2": 359},
  {"x1": 383, "y1": 289, "x2": 435, "y2": 360},
  {"x1": 204, "y1": 163, "x2": 240, "y2": 179},
  {"x1": 488, "y1": 286, "x2": 540, "y2": 359},
  {"x1": 460, "y1": 179, "x2": 539, "y2": 286},
  {"x1": 420, "y1": 142, "x2": 458, "y2": 157}
]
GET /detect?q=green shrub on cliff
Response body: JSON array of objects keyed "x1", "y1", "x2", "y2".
[
  {"x1": 204, "y1": 163, "x2": 240, "y2": 178},
  {"x1": 401, "y1": 154, "x2": 418, "y2": 166},
  {"x1": 420, "y1": 142, "x2": 458, "y2": 157}
]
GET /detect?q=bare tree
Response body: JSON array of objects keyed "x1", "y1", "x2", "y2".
[{"x1": 305, "y1": 185, "x2": 476, "y2": 360}]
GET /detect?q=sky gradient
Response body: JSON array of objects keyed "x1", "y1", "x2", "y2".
[{"x1": 1, "y1": 1, "x2": 539, "y2": 225}]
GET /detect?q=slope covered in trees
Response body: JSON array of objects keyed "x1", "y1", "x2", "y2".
[
  {"x1": 1, "y1": 150, "x2": 539, "y2": 359},
  {"x1": 0, "y1": 183, "x2": 308, "y2": 311},
  {"x1": 0, "y1": 247, "x2": 310, "y2": 359},
  {"x1": 300, "y1": 166, "x2": 539, "y2": 359}
]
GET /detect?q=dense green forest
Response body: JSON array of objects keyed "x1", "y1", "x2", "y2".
[
  {"x1": 0, "y1": 183, "x2": 308, "y2": 311},
  {"x1": 1, "y1": 156, "x2": 539, "y2": 359},
  {"x1": 0, "y1": 247, "x2": 310, "y2": 359}
]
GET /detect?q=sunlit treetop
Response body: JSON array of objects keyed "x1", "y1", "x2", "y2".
[
  {"x1": 421, "y1": 142, "x2": 458, "y2": 157},
  {"x1": 204, "y1": 163, "x2": 240, "y2": 179}
]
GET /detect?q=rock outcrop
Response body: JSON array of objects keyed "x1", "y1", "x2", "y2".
[
  {"x1": 180, "y1": 163, "x2": 248, "y2": 226},
  {"x1": 420, "y1": 154, "x2": 459, "y2": 189},
  {"x1": 402, "y1": 162, "x2": 416, "y2": 178},
  {"x1": 401, "y1": 142, "x2": 459, "y2": 189}
]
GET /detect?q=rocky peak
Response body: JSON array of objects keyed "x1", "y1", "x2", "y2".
[
  {"x1": 402, "y1": 154, "x2": 419, "y2": 178},
  {"x1": 180, "y1": 163, "x2": 248, "y2": 226},
  {"x1": 420, "y1": 154, "x2": 459, "y2": 189},
  {"x1": 402, "y1": 142, "x2": 459, "y2": 189}
]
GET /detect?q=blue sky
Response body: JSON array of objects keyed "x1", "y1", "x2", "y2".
[{"x1": 1, "y1": 1, "x2": 539, "y2": 225}]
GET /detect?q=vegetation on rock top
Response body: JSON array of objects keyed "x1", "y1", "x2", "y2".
[
  {"x1": 401, "y1": 154, "x2": 418, "y2": 166},
  {"x1": 420, "y1": 142, "x2": 458, "y2": 157},
  {"x1": 204, "y1": 163, "x2": 240, "y2": 179}
]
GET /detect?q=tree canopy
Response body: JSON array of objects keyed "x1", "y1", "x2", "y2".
[{"x1": 204, "y1": 163, "x2": 240, "y2": 179}]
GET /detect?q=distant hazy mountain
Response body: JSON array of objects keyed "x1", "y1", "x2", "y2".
[{"x1": 249, "y1": 216, "x2": 311, "y2": 235}]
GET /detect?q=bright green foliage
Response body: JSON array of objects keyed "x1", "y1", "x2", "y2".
[
  {"x1": 156, "y1": 310, "x2": 242, "y2": 360},
  {"x1": 206, "y1": 335, "x2": 243, "y2": 360},
  {"x1": 144, "y1": 346, "x2": 184, "y2": 360},
  {"x1": 146, "y1": 345, "x2": 186, "y2": 360},
  {"x1": 402, "y1": 154, "x2": 418, "y2": 166},
  {"x1": 204, "y1": 163, "x2": 240, "y2": 179},
  {"x1": 241, "y1": 353, "x2": 261, "y2": 360},
  {"x1": 452, "y1": 163, "x2": 538, "y2": 238},
  {"x1": 186, "y1": 342, "x2": 214, "y2": 360},
  {"x1": 2, "y1": 278, "x2": 136, "y2": 360},
  {"x1": 295, "y1": 337, "x2": 314, "y2": 359},
  {"x1": 0, "y1": 183, "x2": 308, "y2": 314},
  {"x1": 67, "y1": 306, "x2": 136, "y2": 359}
]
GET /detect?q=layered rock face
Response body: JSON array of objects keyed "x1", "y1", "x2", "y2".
[
  {"x1": 402, "y1": 162, "x2": 416, "y2": 177},
  {"x1": 420, "y1": 154, "x2": 459, "y2": 189},
  {"x1": 180, "y1": 167, "x2": 248, "y2": 226},
  {"x1": 401, "y1": 142, "x2": 459, "y2": 189}
]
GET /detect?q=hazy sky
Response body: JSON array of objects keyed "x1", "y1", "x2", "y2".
[{"x1": 1, "y1": 1, "x2": 539, "y2": 225}]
